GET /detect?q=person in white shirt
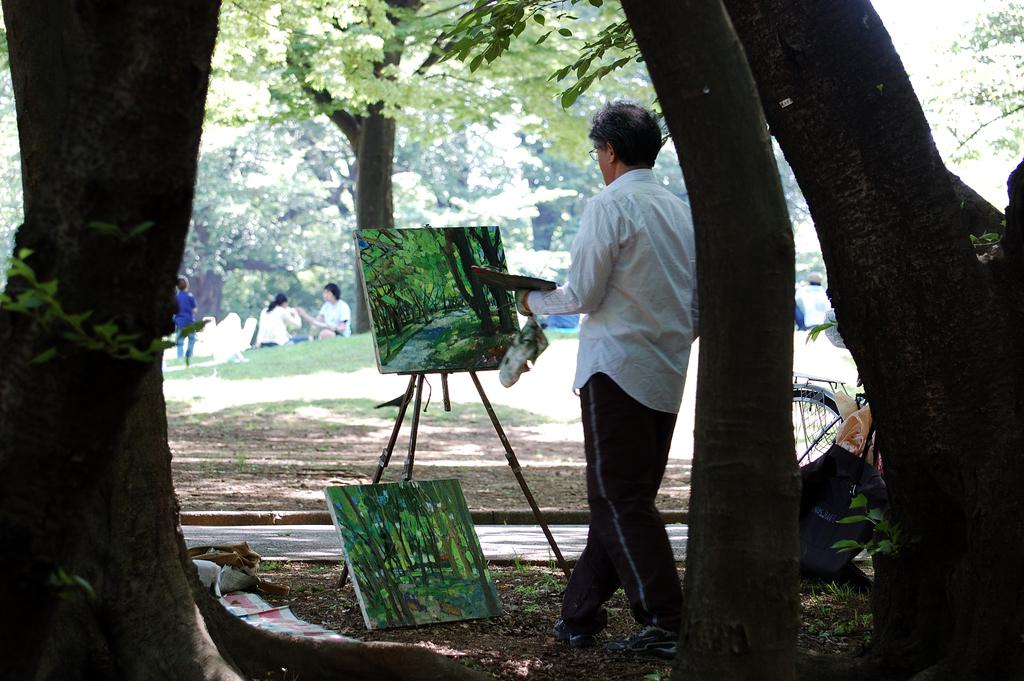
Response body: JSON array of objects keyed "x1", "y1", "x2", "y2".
[
  {"x1": 520, "y1": 101, "x2": 697, "y2": 660},
  {"x1": 255, "y1": 293, "x2": 301, "y2": 347},
  {"x1": 794, "y1": 271, "x2": 830, "y2": 329},
  {"x1": 297, "y1": 283, "x2": 351, "y2": 339}
]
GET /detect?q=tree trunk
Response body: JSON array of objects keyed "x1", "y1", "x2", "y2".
[
  {"x1": 531, "y1": 202, "x2": 558, "y2": 251},
  {"x1": 0, "y1": 2, "x2": 489, "y2": 679},
  {"x1": 720, "y1": 0, "x2": 1024, "y2": 677},
  {"x1": 621, "y1": 1, "x2": 800, "y2": 680},
  {"x1": 0, "y1": 0, "x2": 222, "y2": 676},
  {"x1": 190, "y1": 269, "x2": 224, "y2": 320},
  {"x1": 352, "y1": 103, "x2": 396, "y2": 335}
]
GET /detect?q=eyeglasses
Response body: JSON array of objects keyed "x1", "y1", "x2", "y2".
[{"x1": 589, "y1": 147, "x2": 601, "y2": 161}]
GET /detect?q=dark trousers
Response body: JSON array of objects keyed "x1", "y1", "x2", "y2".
[{"x1": 561, "y1": 372, "x2": 683, "y2": 634}]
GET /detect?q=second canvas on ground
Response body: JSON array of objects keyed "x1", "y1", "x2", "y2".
[
  {"x1": 324, "y1": 479, "x2": 503, "y2": 630},
  {"x1": 355, "y1": 226, "x2": 519, "y2": 374}
]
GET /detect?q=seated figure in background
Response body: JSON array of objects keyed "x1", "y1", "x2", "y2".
[
  {"x1": 255, "y1": 293, "x2": 301, "y2": 348},
  {"x1": 297, "y1": 283, "x2": 351, "y2": 339}
]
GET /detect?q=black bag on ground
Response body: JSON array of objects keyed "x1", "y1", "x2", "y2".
[{"x1": 798, "y1": 431, "x2": 886, "y2": 588}]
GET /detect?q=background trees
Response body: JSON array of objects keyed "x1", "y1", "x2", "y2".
[{"x1": 446, "y1": 0, "x2": 1024, "y2": 678}]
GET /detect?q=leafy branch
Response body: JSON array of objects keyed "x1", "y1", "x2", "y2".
[
  {"x1": 442, "y1": 0, "x2": 640, "y2": 108},
  {"x1": 0, "y1": 248, "x2": 173, "y2": 363},
  {"x1": 833, "y1": 494, "x2": 922, "y2": 558},
  {"x1": 805, "y1": 318, "x2": 837, "y2": 343}
]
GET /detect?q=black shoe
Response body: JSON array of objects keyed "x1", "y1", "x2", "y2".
[
  {"x1": 552, "y1": 619, "x2": 598, "y2": 648},
  {"x1": 606, "y1": 625, "x2": 677, "y2": 660}
]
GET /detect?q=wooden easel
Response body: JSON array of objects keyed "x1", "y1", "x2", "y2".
[{"x1": 337, "y1": 369, "x2": 570, "y2": 587}]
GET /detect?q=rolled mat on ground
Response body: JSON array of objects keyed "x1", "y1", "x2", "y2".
[{"x1": 219, "y1": 591, "x2": 358, "y2": 641}]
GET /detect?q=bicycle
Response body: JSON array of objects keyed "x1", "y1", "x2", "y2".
[{"x1": 792, "y1": 372, "x2": 851, "y2": 465}]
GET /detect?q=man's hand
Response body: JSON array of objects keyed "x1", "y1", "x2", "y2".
[{"x1": 514, "y1": 290, "x2": 533, "y2": 316}]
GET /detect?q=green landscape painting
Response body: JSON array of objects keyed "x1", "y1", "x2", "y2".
[
  {"x1": 354, "y1": 226, "x2": 519, "y2": 373},
  {"x1": 324, "y1": 479, "x2": 503, "y2": 630}
]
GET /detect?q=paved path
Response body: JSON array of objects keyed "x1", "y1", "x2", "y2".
[{"x1": 184, "y1": 524, "x2": 689, "y2": 563}]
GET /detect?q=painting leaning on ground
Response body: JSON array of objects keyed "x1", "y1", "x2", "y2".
[
  {"x1": 355, "y1": 226, "x2": 520, "y2": 374},
  {"x1": 324, "y1": 479, "x2": 503, "y2": 630}
]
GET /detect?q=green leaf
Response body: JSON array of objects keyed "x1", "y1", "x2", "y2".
[
  {"x1": 30, "y1": 347, "x2": 58, "y2": 364},
  {"x1": 832, "y1": 539, "x2": 865, "y2": 553},
  {"x1": 806, "y1": 319, "x2": 837, "y2": 343},
  {"x1": 849, "y1": 494, "x2": 868, "y2": 509},
  {"x1": 93, "y1": 322, "x2": 119, "y2": 340},
  {"x1": 560, "y1": 87, "x2": 581, "y2": 109},
  {"x1": 16, "y1": 247, "x2": 34, "y2": 260},
  {"x1": 66, "y1": 312, "x2": 93, "y2": 326},
  {"x1": 838, "y1": 515, "x2": 869, "y2": 524},
  {"x1": 89, "y1": 221, "x2": 124, "y2": 237},
  {"x1": 557, "y1": 27, "x2": 573, "y2": 37},
  {"x1": 867, "y1": 507, "x2": 885, "y2": 522},
  {"x1": 533, "y1": 13, "x2": 545, "y2": 25},
  {"x1": 128, "y1": 221, "x2": 155, "y2": 238}
]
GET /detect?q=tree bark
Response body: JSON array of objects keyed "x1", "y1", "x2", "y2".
[
  {"x1": 531, "y1": 202, "x2": 559, "y2": 251},
  {"x1": 621, "y1": 1, "x2": 800, "y2": 680},
  {"x1": 351, "y1": 103, "x2": 396, "y2": 335},
  {"x1": 0, "y1": 2, "x2": 490, "y2": 679},
  {"x1": 189, "y1": 269, "x2": 224, "y2": 320},
  {"x1": 0, "y1": 0, "x2": 221, "y2": 676},
  {"x1": 719, "y1": 0, "x2": 1024, "y2": 677}
]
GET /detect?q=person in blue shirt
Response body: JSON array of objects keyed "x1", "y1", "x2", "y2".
[{"x1": 174, "y1": 276, "x2": 199, "y2": 358}]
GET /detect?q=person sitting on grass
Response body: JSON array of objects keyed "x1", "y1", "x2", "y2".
[
  {"x1": 255, "y1": 293, "x2": 301, "y2": 348},
  {"x1": 296, "y1": 282, "x2": 351, "y2": 339}
]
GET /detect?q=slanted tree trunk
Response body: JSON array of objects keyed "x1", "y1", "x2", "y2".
[
  {"x1": 719, "y1": 0, "x2": 1024, "y2": 677},
  {"x1": 0, "y1": 2, "x2": 488, "y2": 679},
  {"x1": 621, "y1": 1, "x2": 800, "y2": 679}
]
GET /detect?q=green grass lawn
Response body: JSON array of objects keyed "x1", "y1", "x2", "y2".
[{"x1": 163, "y1": 333, "x2": 378, "y2": 382}]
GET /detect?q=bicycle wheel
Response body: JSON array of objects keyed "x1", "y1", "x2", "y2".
[{"x1": 793, "y1": 385, "x2": 842, "y2": 465}]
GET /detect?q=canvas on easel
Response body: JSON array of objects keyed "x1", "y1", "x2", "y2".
[
  {"x1": 324, "y1": 479, "x2": 503, "y2": 630},
  {"x1": 354, "y1": 226, "x2": 519, "y2": 374}
]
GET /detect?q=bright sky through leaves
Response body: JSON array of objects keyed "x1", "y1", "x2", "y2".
[{"x1": 872, "y1": 0, "x2": 1012, "y2": 205}]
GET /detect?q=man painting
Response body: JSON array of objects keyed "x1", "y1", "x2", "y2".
[{"x1": 518, "y1": 101, "x2": 698, "y2": 660}]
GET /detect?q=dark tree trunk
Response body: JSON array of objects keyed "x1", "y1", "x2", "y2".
[
  {"x1": 621, "y1": 1, "x2": 800, "y2": 679},
  {"x1": 352, "y1": 104, "x2": 396, "y2": 335},
  {"x1": 720, "y1": 0, "x2": 1024, "y2": 678},
  {"x1": 0, "y1": 0, "x2": 222, "y2": 675},
  {"x1": 0, "y1": 2, "x2": 488, "y2": 679},
  {"x1": 189, "y1": 269, "x2": 224, "y2": 319},
  {"x1": 531, "y1": 202, "x2": 558, "y2": 250}
]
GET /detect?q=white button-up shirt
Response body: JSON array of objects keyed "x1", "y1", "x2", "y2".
[{"x1": 527, "y1": 168, "x2": 698, "y2": 413}]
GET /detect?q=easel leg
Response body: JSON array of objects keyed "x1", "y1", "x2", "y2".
[
  {"x1": 372, "y1": 375, "x2": 418, "y2": 484},
  {"x1": 401, "y1": 374, "x2": 426, "y2": 482},
  {"x1": 469, "y1": 371, "x2": 572, "y2": 579},
  {"x1": 340, "y1": 374, "x2": 418, "y2": 588}
]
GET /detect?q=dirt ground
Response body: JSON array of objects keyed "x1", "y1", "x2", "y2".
[
  {"x1": 256, "y1": 561, "x2": 873, "y2": 680},
  {"x1": 168, "y1": 399, "x2": 691, "y2": 515},
  {"x1": 170, "y1": 335, "x2": 868, "y2": 678}
]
